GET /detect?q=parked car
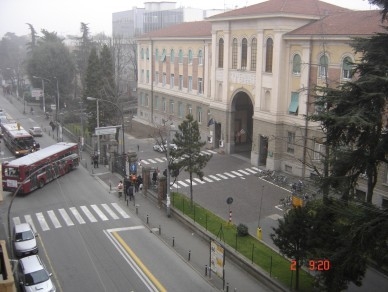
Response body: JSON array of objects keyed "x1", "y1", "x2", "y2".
[
  {"x1": 18, "y1": 255, "x2": 56, "y2": 292},
  {"x1": 153, "y1": 143, "x2": 178, "y2": 152},
  {"x1": 28, "y1": 126, "x2": 43, "y2": 137},
  {"x1": 13, "y1": 223, "x2": 38, "y2": 257}
]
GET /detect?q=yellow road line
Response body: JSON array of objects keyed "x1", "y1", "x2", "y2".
[{"x1": 112, "y1": 231, "x2": 167, "y2": 292}]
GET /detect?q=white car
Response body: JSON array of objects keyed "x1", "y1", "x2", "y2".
[
  {"x1": 18, "y1": 255, "x2": 56, "y2": 292},
  {"x1": 153, "y1": 143, "x2": 177, "y2": 152},
  {"x1": 13, "y1": 223, "x2": 38, "y2": 257},
  {"x1": 29, "y1": 127, "x2": 43, "y2": 137}
]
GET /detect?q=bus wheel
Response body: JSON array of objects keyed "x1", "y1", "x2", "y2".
[
  {"x1": 39, "y1": 179, "x2": 45, "y2": 188},
  {"x1": 68, "y1": 164, "x2": 73, "y2": 172}
]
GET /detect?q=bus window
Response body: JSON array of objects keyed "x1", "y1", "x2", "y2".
[{"x1": 5, "y1": 167, "x2": 19, "y2": 177}]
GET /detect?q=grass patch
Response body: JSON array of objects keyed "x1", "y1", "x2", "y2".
[{"x1": 171, "y1": 192, "x2": 313, "y2": 291}]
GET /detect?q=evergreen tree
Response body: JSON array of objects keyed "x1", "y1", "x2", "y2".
[
  {"x1": 83, "y1": 47, "x2": 102, "y2": 132},
  {"x1": 170, "y1": 114, "x2": 212, "y2": 206}
]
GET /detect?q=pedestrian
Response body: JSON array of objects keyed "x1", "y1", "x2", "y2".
[
  {"x1": 128, "y1": 184, "x2": 134, "y2": 201},
  {"x1": 137, "y1": 144, "x2": 140, "y2": 151},
  {"x1": 152, "y1": 169, "x2": 158, "y2": 186},
  {"x1": 93, "y1": 153, "x2": 99, "y2": 168},
  {"x1": 136, "y1": 175, "x2": 143, "y2": 192},
  {"x1": 124, "y1": 176, "x2": 131, "y2": 199},
  {"x1": 117, "y1": 180, "x2": 124, "y2": 198}
]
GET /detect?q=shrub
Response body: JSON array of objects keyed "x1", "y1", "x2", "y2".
[{"x1": 237, "y1": 223, "x2": 249, "y2": 236}]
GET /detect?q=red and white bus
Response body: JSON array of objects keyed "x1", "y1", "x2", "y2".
[
  {"x1": 1, "y1": 122, "x2": 35, "y2": 157},
  {"x1": 2, "y1": 142, "x2": 79, "y2": 194}
]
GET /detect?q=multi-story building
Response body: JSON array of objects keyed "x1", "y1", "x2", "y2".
[
  {"x1": 112, "y1": 7, "x2": 145, "y2": 38},
  {"x1": 136, "y1": 0, "x2": 388, "y2": 207}
]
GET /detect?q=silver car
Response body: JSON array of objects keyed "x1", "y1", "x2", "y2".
[
  {"x1": 28, "y1": 126, "x2": 43, "y2": 137},
  {"x1": 18, "y1": 255, "x2": 56, "y2": 292},
  {"x1": 13, "y1": 223, "x2": 38, "y2": 257}
]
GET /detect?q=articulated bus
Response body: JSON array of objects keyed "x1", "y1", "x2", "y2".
[
  {"x1": 1, "y1": 122, "x2": 35, "y2": 156},
  {"x1": 2, "y1": 142, "x2": 79, "y2": 194}
]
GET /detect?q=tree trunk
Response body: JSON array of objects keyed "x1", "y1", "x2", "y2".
[{"x1": 189, "y1": 171, "x2": 193, "y2": 207}]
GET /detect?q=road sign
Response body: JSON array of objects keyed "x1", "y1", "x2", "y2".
[{"x1": 95, "y1": 126, "x2": 120, "y2": 136}]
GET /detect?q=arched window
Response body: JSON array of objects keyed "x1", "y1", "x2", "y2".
[
  {"x1": 198, "y1": 50, "x2": 203, "y2": 65},
  {"x1": 342, "y1": 56, "x2": 352, "y2": 79},
  {"x1": 232, "y1": 38, "x2": 238, "y2": 69},
  {"x1": 188, "y1": 49, "x2": 193, "y2": 64},
  {"x1": 218, "y1": 38, "x2": 224, "y2": 68},
  {"x1": 170, "y1": 49, "x2": 175, "y2": 63},
  {"x1": 251, "y1": 38, "x2": 257, "y2": 71},
  {"x1": 319, "y1": 54, "x2": 329, "y2": 77},
  {"x1": 292, "y1": 54, "x2": 301, "y2": 74},
  {"x1": 265, "y1": 38, "x2": 273, "y2": 73},
  {"x1": 141, "y1": 48, "x2": 144, "y2": 59},
  {"x1": 179, "y1": 49, "x2": 183, "y2": 63},
  {"x1": 241, "y1": 38, "x2": 247, "y2": 69}
]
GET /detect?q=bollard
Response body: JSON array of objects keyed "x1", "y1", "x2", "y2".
[
  {"x1": 188, "y1": 250, "x2": 191, "y2": 261},
  {"x1": 226, "y1": 283, "x2": 229, "y2": 292},
  {"x1": 146, "y1": 215, "x2": 149, "y2": 224},
  {"x1": 136, "y1": 205, "x2": 139, "y2": 215},
  {"x1": 158, "y1": 225, "x2": 161, "y2": 235},
  {"x1": 172, "y1": 237, "x2": 175, "y2": 247},
  {"x1": 234, "y1": 288, "x2": 237, "y2": 292},
  {"x1": 205, "y1": 265, "x2": 208, "y2": 276}
]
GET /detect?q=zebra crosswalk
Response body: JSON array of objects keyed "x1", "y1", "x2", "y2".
[
  {"x1": 171, "y1": 167, "x2": 262, "y2": 189},
  {"x1": 140, "y1": 150, "x2": 217, "y2": 165},
  {"x1": 13, "y1": 203, "x2": 130, "y2": 233}
]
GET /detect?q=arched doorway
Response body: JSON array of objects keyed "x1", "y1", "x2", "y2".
[{"x1": 231, "y1": 91, "x2": 253, "y2": 155}]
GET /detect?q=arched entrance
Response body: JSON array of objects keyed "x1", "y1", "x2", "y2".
[{"x1": 231, "y1": 91, "x2": 253, "y2": 155}]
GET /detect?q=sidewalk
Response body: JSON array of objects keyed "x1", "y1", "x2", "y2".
[{"x1": 82, "y1": 154, "x2": 281, "y2": 292}]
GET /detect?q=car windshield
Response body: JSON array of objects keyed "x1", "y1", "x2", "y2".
[
  {"x1": 15, "y1": 230, "x2": 34, "y2": 242},
  {"x1": 24, "y1": 269, "x2": 49, "y2": 286}
]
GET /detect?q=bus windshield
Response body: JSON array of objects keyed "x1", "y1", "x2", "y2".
[
  {"x1": 4, "y1": 167, "x2": 19, "y2": 177},
  {"x1": 16, "y1": 137, "x2": 34, "y2": 149}
]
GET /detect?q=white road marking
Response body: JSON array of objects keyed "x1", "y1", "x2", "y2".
[
  {"x1": 80, "y1": 206, "x2": 97, "y2": 223},
  {"x1": 148, "y1": 159, "x2": 157, "y2": 164},
  {"x1": 246, "y1": 168, "x2": 257, "y2": 174},
  {"x1": 216, "y1": 173, "x2": 228, "y2": 179},
  {"x1": 155, "y1": 158, "x2": 164, "y2": 163},
  {"x1": 13, "y1": 217, "x2": 21, "y2": 225},
  {"x1": 47, "y1": 210, "x2": 61, "y2": 229},
  {"x1": 58, "y1": 209, "x2": 74, "y2": 226},
  {"x1": 141, "y1": 160, "x2": 150, "y2": 165},
  {"x1": 25, "y1": 215, "x2": 37, "y2": 233},
  {"x1": 237, "y1": 169, "x2": 250, "y2": 175},
  {"x1": 193, "y1": 178, "x2": 205, "y2": 184},
  {"x1": 91, "y1": 205, "x2": 109, "y2": 221},
  {"x1": 36, "y1": 212, "x2": 50, "y2": 231},
  {"x1": 252, "y1": 167, "x2": 261, "y2": 171},
  {"x1": 111, "y1": 203, "x2": 130, "y2": 219},
  {"x1": 231, "y1": 171, "x2": 243, "y2": 177},
  {"x1": 177, "y1": 181, "x2": 189, "y2": 187},
  {"x1": 101, "y1": 204, "x2": 119, "y2": 220},
  {"x1": 70, "y1": 207, "x2": 86, "y2": 224},
  {"x1": 202, "y1": 177, "x2": 213, "y2": 183},
  {"x1": 224, "y1": 172, "x2": 236, "y2": 178},
  {"x1": 186, "y1": 179, "x2": 197, "y2": 185},
  {"x1": 209, "y1": 175, "x2": 221, "y2": 181}
]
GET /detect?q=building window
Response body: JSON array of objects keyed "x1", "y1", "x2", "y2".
[
  {"x1": 287, "y1": 132, "x2": 295, "y2": 154},
  {"x1": 319, "y1": 54, "x2": 328, "y2": 78},
  {"x1": 241, "y1": 38, "x2": 247, "y2": 69},
  {"x1": 146, "y1": 70, "x2": 149, "y2": 83},
  {"x1": 179, "y1": 49, "x2": 183, "y2": 63},
  {"x1": 141, "y1": 69, "x2": 144, "y2": 82},
  {"x1": 198, "y1": 50, "x2": 203, "y2": 65},
  {"x1": 145, "y1": 94, "x2": 149, "y2": 107},
  {"x1": 170, "y1": 49, "x2": 175, "y2": 63},
  {"x1": 292, "y1": 54, "x2": 301, "y2": 75},
  {"x1": 154, "y1": 96, "x2": 159, "y2": 110},
  {"x1": 141, "y1": 48, "x2": 144, "y2": 59},
  {"x1": 162, "y1": 97, "x2": 166, "y2": 112},
  {"x1": 161, "y1": 49, "x2": 166, "y2": 62},
  {"x1": 162, "y1": 73, "x2": 166, "y2": 86},
  {"x1": 188, "y1": 76, "x2": 192, "y2": 92},
  {"x1": 170, "y1": 74, "x2": 174, "y2": 89},
  {"x1": 198, "y1": 78, "x2": 203, "y2": 94},
  {"x1": 155, "y1": 72, "x2": 159, "y2": 85},
  {"x1": 265, "y1": 38, "x2": 273, "y2": 73},
  {"x1": 146, "y1": 48, "x2": 149, "y2": 60},
  {"x1": 139, "y1": 92, "x2": 143, "y2": 106},
  {"x1": 155, "y1": 48, "x2": 159, "y2": 61},
  {"x1": 314, "y1": 142, "x2": 325, "y2": 160},
  {"x1": 218, "y1": 38, "x2": 224, "y2": 68},
  {"x1": 342, "y1": 56, "x2": 352, "y2": 79},
  {"x1": 288, "y1": 92, "x2": 299, "y2": 115},
  {"x1": 251, "y1": 38, "x2": 257, "y2": 71},
  {"x1": 232, "y1": 38, "x2": 238, "y2": 69},
  {"x1": 197, "y1": 107, "x2": 202, "y2": 123},
  {"x1": 178, "y1": 102, "x2": 183, "y2": 117},
  {"x1": 187, "y1": 104, "x2": 192, "y2": 115},
  {"x1": 179, "y1": 75, "x2": 183, "y2": 90},
  {"x1": 169, "y1": 100, "x2": 174, "y2": 113},
  {"x1": 188, "y1": 49, "x2": 193, "y2": 64}
]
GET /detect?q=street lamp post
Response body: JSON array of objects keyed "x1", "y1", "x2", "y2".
[
  {"x1": 54, "y1": 77, "x2": 60, "y2": 140},
  {"x1": 33, "y1": 75, "x2": 49, "y2": 113}
]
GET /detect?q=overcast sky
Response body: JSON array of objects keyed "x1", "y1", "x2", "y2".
[{"x1": 0, "y1": 0, "x2": 379, "y2": 38}]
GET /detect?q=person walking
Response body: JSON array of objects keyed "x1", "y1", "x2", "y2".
[
  {"x1": 93, "y1": 153, "x2": 99, "y2": 168},
  {"x1": 128, "y1": 184, "x2": 134, "y2": 201},
  {"x1": 124, "y1": 176, "x2": 131, "y2": 200},
  {"x1": 117, "y1": 181, "x2": 124, "y2": 198},
  {"x1": 137, "y1": 144, "x2": 140, "y2": 152},
  {"x1": 136, "y1": 175, "x2": 143, "y2": 192}
]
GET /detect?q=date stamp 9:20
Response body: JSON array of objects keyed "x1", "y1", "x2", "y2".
[{"x1": 290, "y1": 259, "x2": 331, "y2": 271}]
